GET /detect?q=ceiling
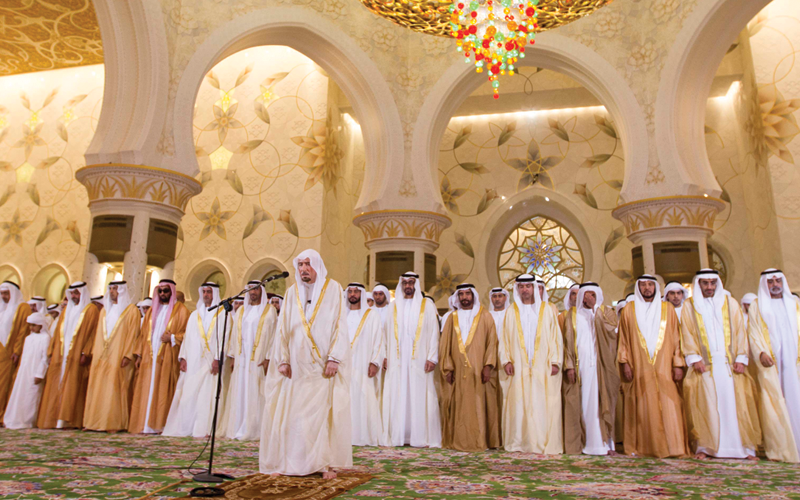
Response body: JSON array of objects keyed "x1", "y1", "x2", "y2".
[{"x1": 0, "y1": 0, "x2": 103, "y2": 76}]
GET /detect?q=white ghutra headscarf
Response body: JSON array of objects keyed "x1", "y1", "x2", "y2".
[
  {"x1": 293, "y1": 249, "x2": 329, "y2": 316},
  {"x1": 633, "y1": 275, "x2": 662, "y2": 358}
]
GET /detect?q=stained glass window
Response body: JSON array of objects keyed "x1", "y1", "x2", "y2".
[{"x1": 497, "y1": 215, "x2": 584, "y2": 309}]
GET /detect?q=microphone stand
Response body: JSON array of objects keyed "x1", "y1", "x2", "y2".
[{"x1": 191, "y1": 273, "x2": 288, "y2": 496}]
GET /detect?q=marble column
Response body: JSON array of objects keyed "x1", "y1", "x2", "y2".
[
  {"x1": 353, "y1": 210, "x2": 451, "y2": 291},
  {"x1": 76, "y1": 164, "x2": 202, "y2": 302},
  {"x1": 612, "y1": 195, "x2": 725, "y2": 279}
]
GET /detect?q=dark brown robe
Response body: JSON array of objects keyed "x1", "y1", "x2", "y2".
[{"x1": 439, "y1": 307, "x2": 501, "y2": 451}]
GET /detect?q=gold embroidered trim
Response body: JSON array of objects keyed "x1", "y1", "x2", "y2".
[
  {"x1": 350, "y1": 309, "x2": 372, "y2": 349},
  {"x1": 631, "y1": 302, "x2": 668, "y2": 365},
  {"x1": 453, "y1": 306, "x2": 483, "y2": 369},
  {"x1": 295, "y1": 278, "x2": 331, "y2": 361}
]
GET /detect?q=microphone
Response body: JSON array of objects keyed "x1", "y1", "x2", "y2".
[{"x1": 262, "y1": 271, "x2": 289, "y2": 283}]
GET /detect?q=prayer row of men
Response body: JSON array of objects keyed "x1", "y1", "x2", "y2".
[{"x1": 0, "y1": 251, "x2": 799, "y2": 478}]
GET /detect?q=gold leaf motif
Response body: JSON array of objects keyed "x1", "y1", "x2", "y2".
[
  {"x1": 27, "y1": 183, "x2": 40, "y2": 206},
  {"x1": 66, "y1": 221, "x2": 81, "y2": 245},
  {"x1": 235, "y1": 64, "x2": 254, "y2": 88},
  {"x1": 455, "y1": 232, "x2": 474, "y2": 258},
  {"x1": 225, "y1": 170, "x2": 244, "y2": 194},
  {"x1": 36, "y1": 216, "x2": 59, "y2": 246},
  {"x1": 243, "y1": 205, "x2": 271, "y2": 239},
  {"x1": 278, "y1": 210, "x2": 299, "y2": 237}
]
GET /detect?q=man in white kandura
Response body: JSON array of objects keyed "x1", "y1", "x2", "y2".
[
  {"x1": 562, "y1": 282, "x2": 619, "y2": 456},
  {"x1": 222, "y1": 280, "x2": 277, "y2": 441},
  {"x1": 747, "y1": 269, "x2": 800, "y2": 462},
  {"x1": 680, "y1": 269, "x2": 759, "y2": 461},
  {"x1": 741, "y1": 293, "x2": 756, "y2": 327},
  {"x1": 260, "y1": 249, "x2": 351, "y2": 478},
  {"x1": 345, "y1": 282, "x2": 384, "y2": 446},
  {"x1": 489, "y1": 287, "x2": 510, "y2": 341},
  {"x1": 269, "y1": 295, "x2": 283, "y2": 316},
  {"x1": 381, "y1": 272, "x2": 441, "y2": 448},
  {"x1": 663, "y1": 282, "x2": 688, "y2": 325},
  {"x1": 499, "y1": 274, "x2": 563, "y2": 454},
  {"x1": 3, "y1": 313, "x2": 50, "y2": 429},
  {"x1": 163, "y1": 282, "x2": 230, "y2": 438}
]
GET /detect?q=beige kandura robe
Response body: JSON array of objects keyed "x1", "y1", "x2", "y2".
[
  {"x1": 680, "y1": 297, "x2": 760, "y2": 457},
  {"x1": 747, "y1": 298, "x2": 800, "y2": 462},
  {"x1": 259, "y1": 279, "x2": 352, "y2": 475},
  {"x1": 617, "y1": 302, "x2": 688, "y2": 458},
  {"x1": 499, "y1": 302, "x2": 563, "y2": 454},
  {"x1": 128, "y1": 303, "x2": 190, "y2": 433},
  {"x1": 562, "y1": 305, "x2": 619, "y2": 454},
  {"x1": 83, "y1": 304, "x2": 141, "y2": 431},
  {"x1": 37, "y1": 303, "x2": 101, "y2": 429},
  {"x1": 440, "y1": 307, "x2": 501, "y2": 452},
  {"x1": 0, "y1": 303, "x2": 31, "y2": 421}
]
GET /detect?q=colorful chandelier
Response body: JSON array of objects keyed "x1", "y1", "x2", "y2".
[
  {"x1": 450, "y1": 0, "x2": 538, "y2": 99},
  {"x1": 359, "y1": 0, "x2": 614, "y2": 97}
]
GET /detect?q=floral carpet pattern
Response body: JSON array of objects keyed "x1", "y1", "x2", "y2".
[{"x1": 0, "y1": 429, "x2": 799, "y2": 499}]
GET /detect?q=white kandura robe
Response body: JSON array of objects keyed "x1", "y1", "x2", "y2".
[
  {"x1": 499, "y1": 302, "x2": 563, "y2": 454},
  {"x1": 490, "y1": 310, "x2": 506, "y2": 341},
  {"x1": 348, "y1": 308, "x2": 384, "y2": 446},
  {"x1": 163, "y1": 308, "x2": 229, "y2": 438},
  {"x1": 3, "y1": 332, "x2": 50, "y2": 429},
  {"x1": 767, "y1": 299, "x2": 800, "y2": 454},
  {"x1": 381, "y1": 299, "x2": 441, "y2": 448},
  {"x1": 685, "y1": 297, "x2": 753, "y2": 458},
  {"x1": 223, "y1": 304, "x2": 277, "y2": 441},
  {"x1": 576, "y1": 309, "x2": 613, "y2": 455},
  {"x1": 259, "y1": 280, "x2": 352, "y2": 476},
  {"x1": 143, "y1": 306, "x2": 170, "y2": 434}
]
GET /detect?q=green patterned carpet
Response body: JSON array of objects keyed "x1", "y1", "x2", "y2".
[{"x1": 1, "y1": 429, "x2": 799, "y2": 499}]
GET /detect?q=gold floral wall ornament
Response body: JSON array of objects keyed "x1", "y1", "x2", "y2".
[
  {"x1": 0, "y1": 0, "x2": 103, "y2": 76},
  {"x1": 197, "y1": 197, "x2": 235, "y2": 240}
]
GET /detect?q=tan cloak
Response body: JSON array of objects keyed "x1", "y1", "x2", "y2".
[
  {"x1": 128, "y1": 302, "x2": 190, "y2": 433},
  {"x1": 617, "y1": 302, "x2": 687, "y2": 457},
  {"x1": 37, "y1": 303, "x2": 101, "y2": 429},
  {"x1": 0, "y1": 303, "x2": 31, "y2": 421},
  {"x1": 562, "y1": 305, "x2": 619, "y2": 454},
  {"x1": 680, "y1": 297, "x2": 760, "y2": 456},
  {"x1": 747, "y1": 298, "x2": 800, "y2": 462},
  {"x1": 439, "y1": 307, "x2": 501, "y2": 451},
  {"x1": 83, "y1": 304, "x2": 141, "y2": 431}
]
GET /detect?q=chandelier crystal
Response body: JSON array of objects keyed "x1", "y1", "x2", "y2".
[{"x1": 359, "y1": 0, "x2": 613, "y2": 97}]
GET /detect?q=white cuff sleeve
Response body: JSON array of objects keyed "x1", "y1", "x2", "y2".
[
  {"x1": 327, "y1": 356, "x2": 340, "y2": 363},
  {"x1": 735, "y1": 354, "x2": 749, "y2": 366},
  {"x1": 685, "y1": 354, "x2": 703, "y2": 366},
  {"x1": 170, "y1": 334, "x2": 176, "y2": 347}
]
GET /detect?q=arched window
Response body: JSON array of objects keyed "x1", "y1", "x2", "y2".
[
  {"x1": 33, "y1": 265, "x2": 69, "y2": 305},
  {"x1": 498, "y1": 215, "x2": 584, "y2": 308},
  {"x1": 0, "y1": 266, "x2": 21, "y2": 287}
]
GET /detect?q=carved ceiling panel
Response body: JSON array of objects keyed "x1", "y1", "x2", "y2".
[{"x1": 0, "y1": 0, "x2": 103, "y2": 76}]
